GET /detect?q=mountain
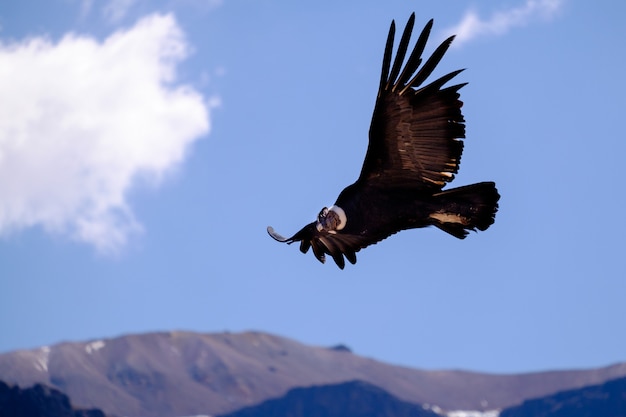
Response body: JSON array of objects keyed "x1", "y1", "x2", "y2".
[
  {"x1": 500, "y1": 376, "x2": 626, "y2": 417},
  {"x1": 217, "y1": 380, "x2": 440, "y2": 417},
  {"x1": 0, "y1": 380, "x2": 106, "y2": 417},
  {"x1": 1, "y1": 331, "x2": 625, "y2": 417}
]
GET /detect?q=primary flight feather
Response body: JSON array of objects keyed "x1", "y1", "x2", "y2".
[{"x1": 268, "y1": 14, "x2": 500, "y2": 269}]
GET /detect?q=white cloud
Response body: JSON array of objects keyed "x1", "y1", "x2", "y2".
[
  {"x1": 78, "y1": 0, "x2": 94, "y2": 19},
  {"x1": 103, "y1": 0, "x2": 139, "y2": 23},
  {"x1": 77, "y1": 0, "x2": 223, "y2": 23},
  {"x1": 446, "y1": 0, "x2": 564, "y2": 47},
  {"x1": 0, "y1": 13, "x2": 212, "y2": 253}
]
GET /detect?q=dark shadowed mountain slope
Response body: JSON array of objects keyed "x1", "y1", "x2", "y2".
[
  {"x1": 218, "y1": 380, "x2": 439, "y2": 417},
  {"x1": 1, "y1": 331, "x2": 625, "y2": 417},
  {"x1": 500, "y1": 376, "x2": 626, "y2": 417},
  {"x1": 0, "y1": 380, "x2": 106, "y2": 417}
]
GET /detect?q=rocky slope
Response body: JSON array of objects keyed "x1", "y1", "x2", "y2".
[
  {"x1": 500, "y1": 375, "x2": 626, "y2": 417},
  {"x1": 0, "y1": 380, "x2": 106, "y2": 417},
  {"x1": 1, "y1": 331, "x2": 625, "y2": 417},
  {"x1": 217, "y1": 380, "x2": 441, "y2": 417}
]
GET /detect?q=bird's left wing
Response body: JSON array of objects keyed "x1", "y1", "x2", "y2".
[
  {"x1": 358, "y1": 14, "x2": 466, "y2": 190},
  {"x1": 267, "y1": 224, "x2": 392, "y2": 269}
]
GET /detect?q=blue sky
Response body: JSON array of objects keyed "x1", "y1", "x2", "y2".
[{"x1": 1, "y1": 0, "x2": 625, "y2": 374}]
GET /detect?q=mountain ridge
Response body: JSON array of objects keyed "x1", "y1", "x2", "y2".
[
  {"x1": 217, "y1": 379, "x2": 441, "y2": 417},
  {"x1": 1, "y1": 330, "x2": 625, "y2": 417},
  {"x1": 0, "y1": 380, "x2": 107, "y2": 417},
  {"x1": 500, "y1": 375, "x2": 626, "y2": 417}
]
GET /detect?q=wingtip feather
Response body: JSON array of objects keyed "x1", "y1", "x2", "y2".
[
  {"x1": 267, "y1": 226, "x2": 290, "y2": 243},
  {"x1": 378, "y1": 19, "x2": 396, "y2": 97},
  {"x1": 386, "y1": 13, "x2": 416, "y2": 91}
]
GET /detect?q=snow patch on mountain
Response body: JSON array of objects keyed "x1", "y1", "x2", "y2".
[
  {"x1": 33, "y1": 346, "x2": 50, "y2": 372},
  {"x1": 85, "y1": 340, "x2": 105, "y2": 354},
  {"x1": 447, "y1": 410, "x2": 500, "y2": 417}
]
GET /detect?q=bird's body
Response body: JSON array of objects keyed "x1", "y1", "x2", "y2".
[
  {"x1": 335, "y1": 181, "x2": 499, "y2": 240},
  {"x1": 268, "y1": 14, "x2": 500, "y2": 269}
]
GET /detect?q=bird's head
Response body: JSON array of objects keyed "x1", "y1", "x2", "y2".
[{"x1": 315, "y1": 205, "x2": 347, "y2": 233}]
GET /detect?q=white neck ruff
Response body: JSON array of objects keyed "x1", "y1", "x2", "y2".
[{"x1": 329, "y1": 205, "x2": 347, "y2": 230}]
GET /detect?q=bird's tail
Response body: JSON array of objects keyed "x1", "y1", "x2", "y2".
[{"x1": 430, "y1": 181, "x2": 500, "y2": 239}]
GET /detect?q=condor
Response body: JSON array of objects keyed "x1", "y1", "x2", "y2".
[{"x1": 268, "y1": 14, "x2": 500, "y2": 269}]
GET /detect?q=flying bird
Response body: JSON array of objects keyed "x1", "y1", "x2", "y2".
[{"x1": 268, "y1": 14, "x2": 500, "y2": 269}]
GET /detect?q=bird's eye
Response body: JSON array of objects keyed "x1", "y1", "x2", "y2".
[{"x1": 318, "y1": 207, "x2": 328, "y2": 220}]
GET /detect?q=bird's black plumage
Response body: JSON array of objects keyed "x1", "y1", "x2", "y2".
[{"x1": 268, "y1": 14, "x2": 500, "y2": 269}]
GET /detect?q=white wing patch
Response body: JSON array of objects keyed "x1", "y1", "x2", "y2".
[{"x1": 429, "y1": 212, "x2": 469, "y2": 225}]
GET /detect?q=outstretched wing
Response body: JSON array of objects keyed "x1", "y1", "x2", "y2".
[
  {"x1": 267, "y1": 224, "x2": 392, "y2": 270},
  {"x1": 359, "y1": 14, "x2": 466, "y2": 190}
]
